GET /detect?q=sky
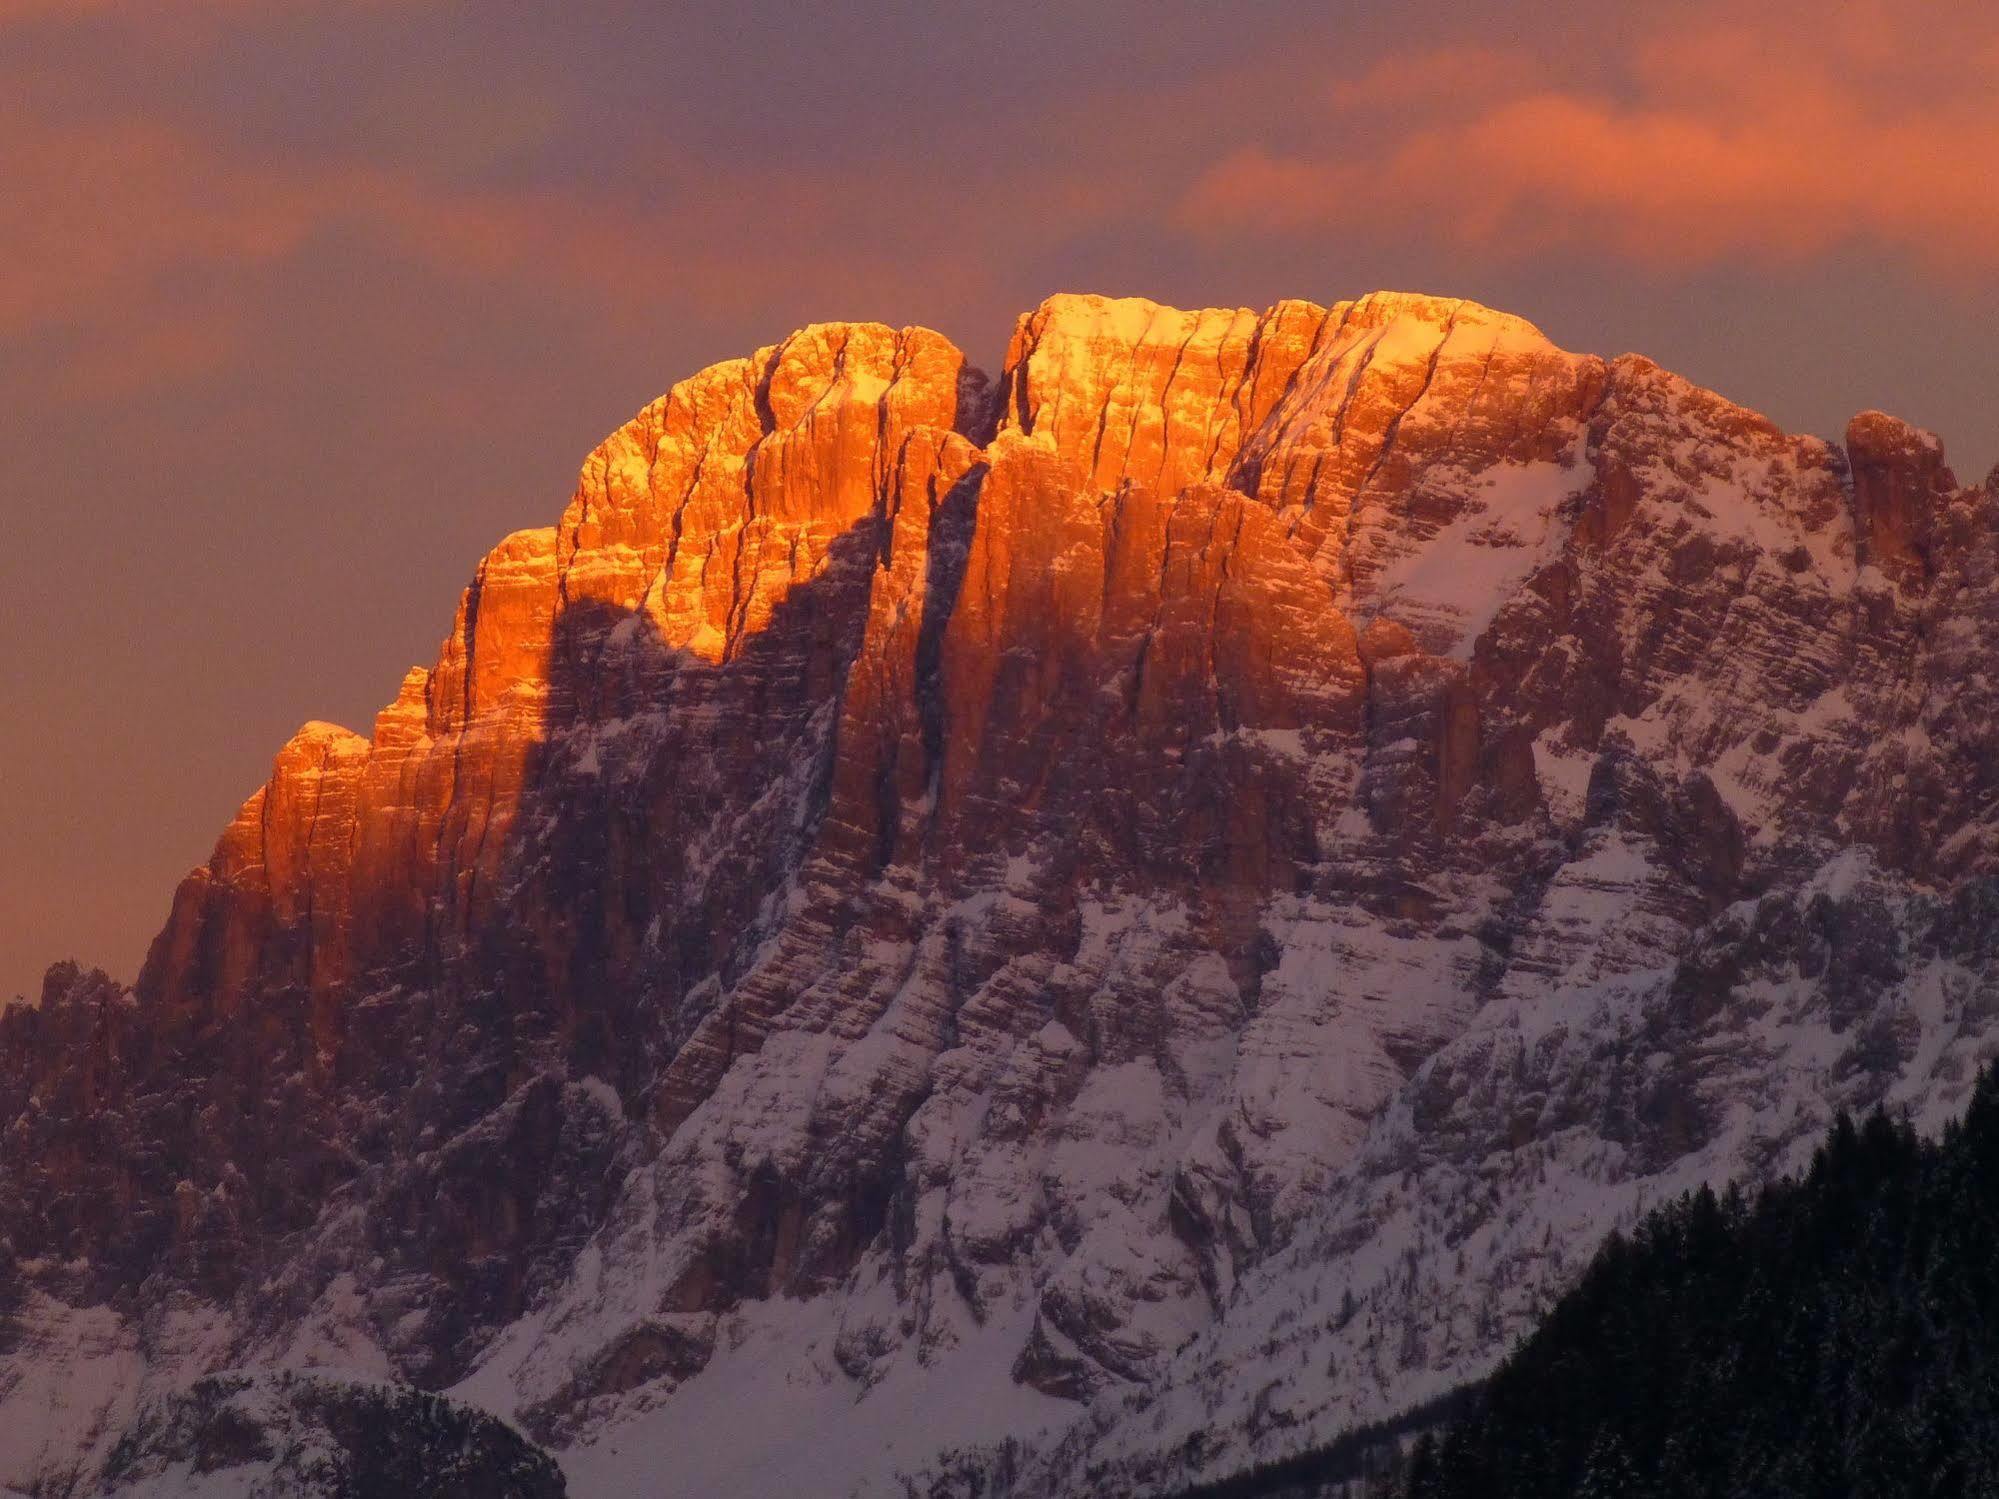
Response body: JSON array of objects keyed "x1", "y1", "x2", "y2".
[{"x1": 5, "y1": 0, "x2": 1998, "y2": 1002}]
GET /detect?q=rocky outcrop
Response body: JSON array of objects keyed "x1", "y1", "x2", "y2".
[
  {"x1": 5, "y1": 290, "x2": 1999, "y2": 1497},
  {"x1": 97, "y1": 1372, "x2": 565, "y2": 1498},
  {"x1": 1845, "y1": 408, "x2": 1954, "y2": 588}
]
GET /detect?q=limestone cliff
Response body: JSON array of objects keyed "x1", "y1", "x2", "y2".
[{"x1": 6, "y1": 291, "x2": 1999, "y2": 1498}]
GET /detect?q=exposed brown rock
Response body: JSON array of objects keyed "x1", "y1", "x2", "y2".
[{"x1": 1846, "y1": 408, "x2": 1955, "y2": 588}]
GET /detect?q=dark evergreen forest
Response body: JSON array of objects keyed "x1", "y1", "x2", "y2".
[{"x1": 1178, "y1": 1068, "x2": 1999, "y2": 1499}]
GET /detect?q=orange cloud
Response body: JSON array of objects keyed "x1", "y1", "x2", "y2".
[
  {"x1": 1323, "y1": 44, "x2": 1544, "y2": 117},
  {"x1": 1180, "y1": 1, "x2": 1999, "y2": 271},
  {"x1": 0, "y1": 50, "x2": 1158, "y2": 383},
  {"x1": 0, "y1": 111, "x2": 315, "y2": 336},
  {"x1": 48, "y1": 307, "x2": 246, "y2": 403},
  {"x1": 0, "y1": 100, "x2": 1160, "y2": 423},
  {"x1": 0, "y1": 101, "x2": 1014, "y2": 366}
]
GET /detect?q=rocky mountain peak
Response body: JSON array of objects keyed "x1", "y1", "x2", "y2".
[{"x1": 8, "y1": 290, "x2": 1999, "y2": 1499}]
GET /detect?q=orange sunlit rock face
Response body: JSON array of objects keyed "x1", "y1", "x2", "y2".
[
  {"x1": 145, "y1": 292, "x2": 1612, "y2": 1030},
  {"x1": 1845, "y1": 408, "x2": 1956, "y2": 589},
  {"x1": 143, "y1": 323, "x2": 975, "y2": 1017},
  {"x1": 15, "y1": 288, "x2": 1997, "y2": 1477}
]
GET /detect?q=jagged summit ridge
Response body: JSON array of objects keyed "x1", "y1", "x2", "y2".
[
  {"x1": 228, "y1": 288, "x2": 1581, "y2": 741},
  {"x1": 182, "y1": 286, "x2": 1909, "y2": 778},
  {"x1": 5, "y1": 290, "x2": 1997, "y2": 1499}
]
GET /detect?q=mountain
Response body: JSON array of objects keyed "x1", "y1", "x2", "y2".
[{"x1": 4, "y1": 290, "x2": 1998, "y2": 1497}]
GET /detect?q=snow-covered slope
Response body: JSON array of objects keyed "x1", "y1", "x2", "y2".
[{"x1": 4, "y1": 291, "x2": 1998, "y2": 1497}]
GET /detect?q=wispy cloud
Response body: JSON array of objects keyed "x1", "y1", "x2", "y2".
[
  {"x1": 1179, "y1": 1, "x2": 1999, "y2": 271},
  {"x1": 0, "y1": 104, "x2": 1030, "y2": 384}
]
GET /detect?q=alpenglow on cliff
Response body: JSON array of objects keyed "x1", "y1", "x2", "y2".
[{"x1": 5, "y1": 291, "x2": 1999, "y2": 1497}]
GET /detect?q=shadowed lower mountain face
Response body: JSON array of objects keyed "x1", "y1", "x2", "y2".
[{"x1": 6, "y1": 290, "x2": 1999, "y2": 1496}]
